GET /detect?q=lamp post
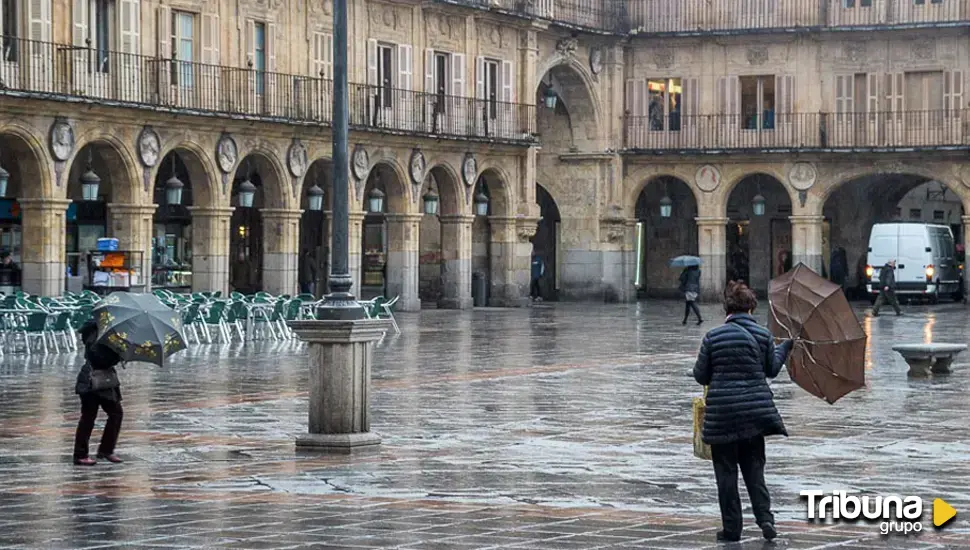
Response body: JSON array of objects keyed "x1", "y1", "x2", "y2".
[
  {"x1": 165, "y1": 155, "x2": 184, "y2": 206},
  {"x1": 659, "y1": 194, "x2": 673, "y2": 218},
  {"x1": 80, "y1": 150, "x2": 101, "y2": 202},
  {"x1": 367, "y1": 187, "x2": 385, "y2": 214},
  {"x1": 422, "y1": 184, "x2": 439, "y2": 216},
  {"x1": 752, "y1": 192, "x2": 766, "y2": 217},
  {"x1": 237, "y1": 178, "x2": 256, "y2": 208},
  {"x1": 474, "y1": 189, "x2": 489, "y2": 217},
  {"x1": 307, "y1": 183, "x2": 324, "y2": 212}
]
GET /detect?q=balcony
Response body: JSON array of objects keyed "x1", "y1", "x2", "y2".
[
  {"x1": 623, "y1": 111, "x2": 970, "y2": 152},
  {"x1": 627, "y1": 0, "x2": 969, "y2": 35},
  {"x1": 435, "y1": 0, "x2": 630, "y2": 34},
  {"x1": 0, "y1": 37, "x2": 536, "y2": 145}
]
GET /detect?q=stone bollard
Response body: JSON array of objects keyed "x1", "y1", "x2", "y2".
[{"x1": 288, "y1": 319, "x2": 387, "y2": 453}]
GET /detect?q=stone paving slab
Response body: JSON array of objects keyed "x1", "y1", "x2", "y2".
[{"x1": 0, "y1": 302, "x2": 969, "y2": 548}]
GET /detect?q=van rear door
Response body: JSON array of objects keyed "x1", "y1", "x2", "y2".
[{"x1": 895, "y1": 228, "x2": 927, "y2": 288}]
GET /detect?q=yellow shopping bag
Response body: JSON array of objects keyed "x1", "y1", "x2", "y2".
[{"x1": 693, "y1": 386, "x2": 712, "y2": 460}]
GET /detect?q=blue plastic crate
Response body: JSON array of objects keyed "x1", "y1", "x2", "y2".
[{"x1": 96, "y1": 238, "x2": 119, "y2": 251}]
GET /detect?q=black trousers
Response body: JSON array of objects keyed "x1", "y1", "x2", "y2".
[
  {"x1": 873, "y1": 289, "x2": 901, "y2": 315},
  {"x1": 530, "y1": 278, "x2": 541, "y2": 299},
  {"x1": 711, "y1": 435, "x2": 773, "y2": 536},
  {"x1": 683, "y1": 300, "x2": 702, "y2": 322},
  {"x1": 73, "y1": 395, "x2": 123, "y2": 459}
]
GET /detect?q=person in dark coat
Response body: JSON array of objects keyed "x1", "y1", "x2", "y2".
[
  {"x1": 693, "y1": 281, "x2": 794, "y2": 542},
  {"x1": 299, "y1": 248, "x2": 318, "y2": 296},
  {"x1": 829, "y1": 246, "x2": 847, "y2": 288},
  {"x1": 679, "y1": 265, "x2": 703, "y2": 325},
  {"x1": 872, "y1": 259, "x2": 902, "y2": 316},
  {"x1": 530, "y1": 255, "x2": 545, "y2": 302},
  {"x1": 73, "y1": 320, "x2": 124, "y2": 466}
]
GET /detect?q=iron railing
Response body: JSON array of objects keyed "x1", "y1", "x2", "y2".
[
  {"x1": 436, "y1": 0, "x2": 630, "y2": 33},
  {"x1": 628, "y1": 0, "x2": 969, "y2": 34},
  {"x1": 0, "y1": 37, "x2": 536, "y2": 143},
  {"x1": 624, "y1": 111, "x2": 970, "y2": 151}
]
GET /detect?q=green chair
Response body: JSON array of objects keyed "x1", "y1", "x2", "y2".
[
  {"x1": 49, "y1": 311, "x2": 75, "y2": 352},
  {"x1": 180, "y1": 302, "x2": 205, "y2": 344},
  {"x1": 12, "y1": 311, "x2": 51, "y2": 354},
  {"x1": 224, "y1": 300, "x2": 249, "y2": 341},
  {"x1": 201, "y1": 300, "x2": 229, "y2": 343},
  {"x1": 376, "y1": 295, "x2": 400, "y2": 335}
]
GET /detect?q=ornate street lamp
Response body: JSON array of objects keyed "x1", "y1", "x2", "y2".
[
  {"x1": 164, "y1": 155, "x2": 184, "y2": 206},
  {"x1": 80, "y1": 150, "x2": 101, "y2": 202},
  {"x1": 543, "y1": 87, "x2": 558, "y2": 110},
  {"x1": 367, "y1": 187, "x2": 384, "y2": 213},
  {"x1": 659, "y1": 194, "x2": 673, "y2": 218},
  {"x1": 474, "y1": 189, "x2": 489, "y2": 217},
  {"x1": 307, "y1": 183, "x2": 324, "y2": 212},
  {"x1": 237, "y1": 178, "x2": 256, "y2": 208},
  {"x1": 422, "y1": 184, "x2": 439, "y2": 216},
  {"x1": 752, "y1": 192, "x2": 766, "y2": 217},
  {"x1": 0, "y1": 163, "x2": 8, "y2": 198}
]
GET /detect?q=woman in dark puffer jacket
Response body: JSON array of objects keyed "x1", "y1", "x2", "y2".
[{"x1": 693, "y1": 281, "x2": 794, "y2": 543}]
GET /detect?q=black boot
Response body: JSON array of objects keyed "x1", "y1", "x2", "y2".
[
  {"x1": 716, "y1": 530, "x2": 741, "y2": 542},
  {"x1": 760, "y1": 522, "x2": 777, "y2": 541}
]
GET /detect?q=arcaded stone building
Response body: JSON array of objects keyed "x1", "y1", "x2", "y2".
[{"x1": 1, "y1": 0, "x2": 968, "y2": 306}]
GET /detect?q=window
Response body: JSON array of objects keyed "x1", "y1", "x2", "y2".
[
  {"x1": 914, "y1": 0, "x2": 944, "y2": 5},
  {"x1": 894, "y1": 207, "x2": 903, "y2": 218},
  {"x1": 485, "y1": 59, "x2": 499, "y2": 119},
  {"x1": 741, "y1": 75, "x2": 775, "y2": 130},
  {"x1": 171, "y1": 11, "x2": 195, "y2": 87},
  {"x1": 1, "y1": 0, "x2": 17, "y2": 62},
  {"x1": 92, "y1": 0, "x2": 110, "y2": 73},
  {"x1": 910, "y1": 208, "x2": 922, "y2": 219},
  {"x1": 647, "y1": 78, "x2": 682, "y2": 131},
  {"x1": 377, "y1": 44, "x2": 394, "y2": 108},
  {"x1": 843, "y1": 0, "x2": 873, "y2": 7},
  {"x1": 253, "y1": 22, "x2": 265, "y2": 94},
  {"x1": 934, "y1": 210, "x2": 946, "y2": 221},
  {"x1": 905, "y1": 71, "x2": 944, "y2": 111}
]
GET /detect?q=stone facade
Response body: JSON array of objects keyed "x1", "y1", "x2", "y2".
[{"x1": 1, "y1": 0, "x2": 968, "y2": 304}]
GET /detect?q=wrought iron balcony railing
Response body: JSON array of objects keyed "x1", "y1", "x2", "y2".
[
  {"x1": 435, "y1": 0, "x2": 630, "y2": 33},
  {"x1": 624, "y1": 111, "x2": 970, "y2": 151},
  {"x1": 628, "y1": 0, "x2": 969, "y2": 35},
  {"x1": 0, "y1": 37, "x2": 536, "y2": 144}
]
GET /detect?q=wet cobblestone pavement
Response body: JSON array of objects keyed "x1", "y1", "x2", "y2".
[{"x1": 1, "y1": 301, "x2": 969, "y2": 549}]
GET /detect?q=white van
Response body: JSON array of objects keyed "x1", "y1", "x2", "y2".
[{"x1": 866, "y1": 223, "x2": 961, "y2": 303}]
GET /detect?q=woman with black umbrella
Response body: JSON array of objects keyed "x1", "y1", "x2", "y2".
[{"x1": 73, "y1": 320, "x2": 124, "y2": 466}]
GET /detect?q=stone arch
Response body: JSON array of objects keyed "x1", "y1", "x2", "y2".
[
  {"x1": 535, "y1": 53, "x2": 604, "y2": 147},
  {"x1": 0, "y1": 122, "x2": 52, "y2": 199},
  {"x1": 66, "y1": 132, "x2": 143, "y2": 204},
  {"x1": 819, "y1": 163, "x2": 970, "y2": 210},
  {"x1": 634, "y1": 176, "x2": 699, "y2": 297},
  {"x1": 716, "y1": 167, "x2": 794, "y2": 211},
  {"x1": 423, "y1": 160, "x2": 464, "y2": 217},
  {"x1": 725, "y1": 173, "x2": 793, "y2": 293},
  {"x1": 233, "y1": 148, "x2": 292, "y2": 210},
  {"x1": 301, "y1": 157, "x2": 333, "y2": 210},
  {"x1": 627, "y1": 173, "x2": 704, "y2": 219},
  {"x1": 359, "y1": 159, "x2": 411, "y2": 214},
  {"x1": 151, "y1": 141, "x2": 222, "y2": 209},
  {"x1": 476, "y1": 164, "x2": 514, "y2": 218}
]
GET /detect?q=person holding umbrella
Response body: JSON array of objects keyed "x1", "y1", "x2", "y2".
[
  {"x1": 73, "y1": 320, "x2": 125, "y2": 466},
  {"x1": 693, "y1": 281, "x2": 794, "y2": 542},
  {"x1": 679, "y1": 264, "x2": 703, "y2": 325}
]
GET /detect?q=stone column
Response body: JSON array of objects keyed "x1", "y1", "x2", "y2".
[
  {"x1": 963, "y1": 216, "x2": 970, "y2": 298},
  {"x1": 260, "y1": 208, "x2": 302, "y2": 296},
  {"x1": 289, "y1": 319, "x2": 386, "y2": 453},
  {"x1": 107, "y1": 203, "x2": 157, "y2": 291},
  {"x1": 439, "y1": 214, "x2": 474, "y2": 309},
  {"x1": 187, "y1": 207, "x2": 232, "y2": 295},
  {"x1": 385, "y1": 213, "x2": 421, "y2": 311},
  {"x1": 790, "y1": 215, "x2": 825, "y2": 274},
  {"x1": 696, "y1": 217, "x2": 727, "y2": 301},
  {"x1": 487, "y1": 216, "x2": 532, "y2": 307},
  {"x1": 348, "y1": 210, "x2": 365, "y2": 295},
  {"x1": 19, "y1": 198, "x2": 71, "y2": 296}
]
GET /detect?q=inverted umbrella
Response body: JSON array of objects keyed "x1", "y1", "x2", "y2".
[
  {"x1": 93, "y1": 292, "x2": 187, "y2": 366},
  {"x1": 669, "y1": 255, "x2": 703, "y2": 268},
  {"x1": 767, "y1": 263, "x2": 866, "y2": 404}
]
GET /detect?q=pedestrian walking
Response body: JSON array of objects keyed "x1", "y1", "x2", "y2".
[
  {"x1": 693, "y1": 281, "x2": 794, "y2": 542},
  {"x1": 872, "y1": 259, "x2": 902, "y2": 317},
  {"x1": 679, "y1": 265, "x2": 703, "y2": 325},
  {"x1": 530, "y1": 255, "x2": 545, "y2": 302},
  {"x1": 829, "y1": 246, "x2": 847, "y2": 288},
  {"x1": 73, "y1": 320, "x2": 125, "y2": 466},
  {"x1": 300, "y1": 248, "x2": 318, "y2": 296}
]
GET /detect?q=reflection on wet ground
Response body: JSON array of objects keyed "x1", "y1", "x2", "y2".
[{"x1": 0, "y1": 301, "x2": 968, "y2": 548}]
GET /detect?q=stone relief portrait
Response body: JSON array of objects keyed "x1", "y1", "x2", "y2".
[
  {"x1": 137, "y1": 127, "x2": 161, "y2": 168},
  {"x1": 49, "y1": 120, "x2": 75, "y2": 162},
  {"x1": 462, "y1": 154, "x2": 477, "y2": 186},
  {"x1": 216, "y1": 135, "x2": 238, "y2": 174},
  {"x1": 409, "y1": 149, "x2": 426, "y2": 185},
  {"x1": 352, "y1": 145, "x2": 369, "y2": 181},
  {"x1": 287, "y1": 140, "x2": 308, "y2": 178}
]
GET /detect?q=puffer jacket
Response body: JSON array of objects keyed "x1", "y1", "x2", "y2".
[
  {"x1": 679, "y1": 268, "x2": 701, "y2": 294},
  {"x1": 693, "y1": 314, "x2": 793, "y2": 445}
]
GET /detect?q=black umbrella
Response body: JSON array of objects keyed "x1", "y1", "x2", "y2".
[{"x1": 93, "y1": 292, "x2": 187, "y2": 366}]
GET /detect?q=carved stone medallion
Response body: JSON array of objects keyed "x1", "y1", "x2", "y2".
[
  {"x1": 746, "y1": 47, "x2": 768, "y2": 66},
  {"x1": 137, "y1": 126, "x2": 161, "y2": 168},
  {"x1": 654, "y1": 48, "x2": 674, "y2": 69},
  {"x1": 589, "y1": 47, "x2": 603, "y2": 75},
  {"x1": 409, "y1": 149, "x2": 426, "y2": 185},
  {"x1": 352, "y1": 145, "x2": 369, "y2": 181},
  {"x1": 49, "y1": 119, "x2": 75, "y2": 162},
  {"x1": 556, "y1": 37, "x2": 578, "y2": 57},
  {"x1": 843, "y1": 42, "x2": 867, "y2": 63},
  {"x1": 287, "y1": 139, "x2": 308, "y2": 178},
  {"x1": 788, "y1": 162, "x2": 817, "y2": 191},
  {"x1": 695, "y1": 165, "x2": 721, "y2": 193},
  {"x1": 216, "y1": 134, "x2": 237, "y2": 174},
  {"x1": 462, "y1": 153, "x2": 477, "y2": 186}
]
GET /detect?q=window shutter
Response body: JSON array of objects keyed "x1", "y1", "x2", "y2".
[
  {"x1": 451, "y1": 53, "x2": 465, "y2": 97},
  {"x1": 425, "y1": 49, "x2": 435, "y2": 93},
  {"x1": 500, "y1": 59, "x2": 513, "y2": 103},
  {"x1": 730, "y1": 76, "x2": 740, "y2": 116},
  {"x1": 475, "y1": 57, "x2": 485, "y2": 99},
  {"x1": 684, "y1": 77, "x2": 699, "y2": 117},
  {"x1": 118, "y1": 0, "x2": 140, "y2": 55},
  {"x1": 625, "y1": 78, "x2": 635, "y2": 114},
  {"x1": 398, "y1": 44, "x2": 412, "y2": 90},
  {"x1": 157, "y1": 5, "x2": 171, "y2": 58},
  {"x1": 835, "y1": 75, "x2": 854, "y2": 113},
  {"x1": 312, "y1": 32, "x2": 331, "y2": 78},
  {"x1": 717, "y1": 77, "x2": 725, "y2": 114},
  {"x1": 73, "y1": 0, "x2": 88, "y2": 47},
  {"x1": 245, "y1": 19, "x2": 255, "y2": 66},
  {"x1": 777, "y1": 74, "x2": 794, "y2": 114},
  {"x1": 366, "y1": 39, "x2": 378, "y2": 86},
  {"x1": 945, "y1": 70, "x2": 963, "y2": 112},
  {"x1": 267, "y1": 23, "x2": 276, "y2": 72},
  {"x1": 28, "y1": 0, "x2": 53, "y2": 42},
  {"x1": 718, "y1": 76, "x2": 739, "y2": 116},
  {"x1": 866, "y1": 73, "x2": 879, "y2": 113},
  {"x1": 202, "y1": 13, "x2": 219, "y2": 65}
]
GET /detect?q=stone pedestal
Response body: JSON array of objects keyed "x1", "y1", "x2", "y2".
[
  {"x1": 385, "y1": 213, "x2": 422, "y2": 311},
  {"x1": 696, "y1": 217, "x2": 727, "y2": 301},
  {"x1": 108, "y1": 203, "x2": 157, "y2": 291},
  {"x1": 20, "y1": 198, "x2": 71, "y2": 296},
  {"x1": 439, "y1": 215, "x2": 474, "y2": 309},
  {"x1": 290, "y1": 318, "x2": 386, "y2": 453},
  {"x1": 791, "y1": 215, "x2": 825, "y2": 274},
  {"x1": 260, "y1": 209, "x2": 302, "y2": 296},
  {"x1": 188, "y1": 206, "x2": 233, "y2": 295}
]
